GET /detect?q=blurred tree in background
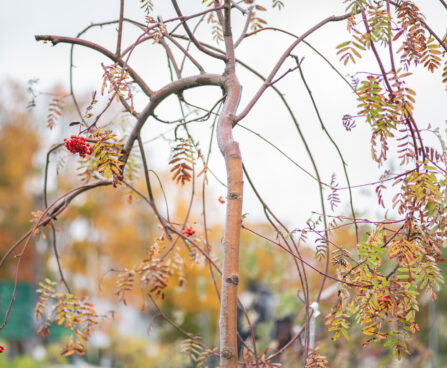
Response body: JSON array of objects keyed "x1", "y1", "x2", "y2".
[{"x1": 0, "y1": 81, "x2": 40, "y2": 282}]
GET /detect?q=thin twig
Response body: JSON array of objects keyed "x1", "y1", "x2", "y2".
[
  {"x1": 438, "y1": 0, "x2": 447, "y2": 11},
  {"x1": 235, "y1": 11, "x2": 353, "y2": 123},
  {"x1": 149, "y1": 169, "x2": 171, "y2": 222},
  {"x1": 160, "y1": 37, "x2": 182, "y2": 79},
  {"x1": 36, "y1": 34, "x2": 154, "y2": 97},
  {"x1": 242, "y1": 164, "x2": 310, "y2": 348},
  {"x1": 294, "y1": 56, "x2": 359, "y2": 244},
  {"x1": 50, "y1": 223, "x2": 71, "y2": 293},
  {"x1": 180, "y1": 13, "x2": 206, "y2": 74},
  {"x1": 202, "y1": 104, "x2": 222, "y2": 300},
  {"x1": 44, "y1": 143, "x2": 64, "y2": 208},
  {"x1": 116, "y1": 0, "x2": 125, "y2": 56},
  {"x1": 234, "y1": 7, "x2": 252, "y2": 48},
  {"x1": 241, "y1": 225, "x2": 372, "y2": 289},
  {"x1": 171, "y1": 0, "x2": 226, "y2": 60},
  {"x1": 164, "y1": 32, "x2": 205, "y2": 73},
  {"x1": 237, "y1": 124, "x2": 326, "y2": 185}
]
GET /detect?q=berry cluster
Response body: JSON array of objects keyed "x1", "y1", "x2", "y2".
[
  {"x1": 181, "y1": 226, "x2": 196, "y2": 238},
  {"x1": 64, "y1": 135, "x2": 92, "y2": 157}
]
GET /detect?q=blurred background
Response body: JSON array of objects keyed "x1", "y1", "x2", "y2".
[{"x1": 0, "y1": 1, "x2": 446, "y2": 367}]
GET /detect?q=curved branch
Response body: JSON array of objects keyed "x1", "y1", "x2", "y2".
[
  {"x1": 171, "y1": 0, "x2": 227, "y2": 61},
  {"x1": 238, "y1": 124, "x2": 322, "y2": 184},
  {"x1": 0, "y1": 179, "x2": 111, "y2": 329},
  {"x1": 50, "y1": 223, "x2": 71, "y2": 293},
  {"x1": 34, "y1": 34, "x2": 154, "y2": 98},
  {"x1": 163, "y1": 32, "x2": 205, "y2": 74},
  {"x1": 242, "y1": 164, "x2": 310, "y2": 350},
  {"x1": 242, "y1": 26, "x2": 356, "y2": 92},
  {"x1": 241, "y1": 225, "x2": 371, "y2": 289},
  {"x1": 295, "y1": 58, "x2": 359, "y2": 243},
  {"x1": 44, "y1": 144, "x2": 64, "y2": 208},
  {"x1": 235, "y1": 12, "x2": 353, "y2": 123},
  {"x1": 137, "y1": 135, "x2": 172, "y2": 239},
  {"x1": 122, "y1": 73, "x2": 225, "y2": 163},
  {"x1": 160, "y1": 38, "x2": 181, "y2": 79}
]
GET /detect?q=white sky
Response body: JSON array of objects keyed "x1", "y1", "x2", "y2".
[{"x1": 1, "y1": 0, "x2": 446, "y2": 231}]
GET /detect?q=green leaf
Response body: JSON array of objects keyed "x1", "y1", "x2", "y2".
[{"x1": 341, "y1": 327, "x2": 350, "y2": 341}]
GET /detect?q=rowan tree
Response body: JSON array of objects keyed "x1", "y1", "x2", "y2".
[{"x1": 2, "y1": 0, "x2": 447, "y2": 367}]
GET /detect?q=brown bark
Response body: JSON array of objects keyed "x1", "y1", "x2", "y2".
[
  {"x1": 217, "y1": 83, "x2": 242, "y2": 366},
  {"x1": 217, "y1": 2, "x2": 243, "y2": 366}
]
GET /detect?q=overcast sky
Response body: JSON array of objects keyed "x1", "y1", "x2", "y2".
[{"x1": 1, "y1": 0, "x2": 446, "y2": 230}]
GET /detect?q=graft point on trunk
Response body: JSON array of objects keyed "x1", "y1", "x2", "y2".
[
  {"x1": 225, "y1": 275, "x2": 239, "y2": 285},
  {"x1": 228, "y1": 192, "x2": 242, "y2": 200},
  {"x1": 221, "y1": 348, "x2": 234, "y2": 360}
]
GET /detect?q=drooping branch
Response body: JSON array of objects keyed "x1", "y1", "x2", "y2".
[
  {"x1": 238, "y1": 124, "x2": 322, "y2": 184},
  {"x1": 136, "y1": 134, "x2": 172, "y2": 239},
  {"x1": 163, "y1": 32, "x2": 205, "y2": 74},
  {"x1": 116, "y1": 0, "x2": 125, "y2": 56},
  {"x1": 122, "y1": 73, "x2": 225, "y2": 164},
  {"x1": 235, "y1": 12, "x2": 353, "y2": 123},
  {"x1": 35, "y1": 34, "x2": 154, "y2": 97},
  {"x1": 239, "y1": 25, "x2": 356, "y2": 91},
  {"x1": 68, "y1": 18, "x2": 144, "y2": 123},
  {"x1": 147, "y1": 293, "x2": 217, "y2": 355},
  {"x1": 50, "y1": 223, "x2": 71, "y2": 293},
  {"x1": 25, "y1": 1, "x2": 446, "y2": 364},
  {"x1": 159, "y1": 38, "x2": 182, "y2": 79},
  {"x1": 242, "y1": 164, "x2": 311, "y2": 353},
  {"x1": 202, "y1": 104, "x2": 222, "y2": 301},
  {"x1": 0, "y1": 179, "x2": 111, "y2": 328},
  {"x1": 241, "y1": 225, "x2": 372, "y2": 289},
  {"x1": 171, "y1": 0, "x2": 227, "y2": 61},
  {"x1": 294, "y1": 57, "x2": 359, "y2": 243},
  {"x1": 123, "y1": 181, "x2": 261, "y2": 363}
]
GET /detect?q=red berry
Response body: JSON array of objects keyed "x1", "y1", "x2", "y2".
[
  {"x1": 181, "y1": 226, "x2": 196, "y2": 237},
  {"x1": 64, "y1": 135, "x2": 92, "y2": 157}
]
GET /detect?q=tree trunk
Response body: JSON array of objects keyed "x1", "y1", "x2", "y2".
[
  {"x1": 217, "y1": 75, "x2": 243, "y2": 368},
  {"x1": 217, "y1": 2, "x2": 243, "y2": 366}
]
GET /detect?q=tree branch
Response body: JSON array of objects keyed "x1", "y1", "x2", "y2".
[
  {"x1": 122, "y1": 73, "x2": 225, "y2": 164},
  {"x1": 116, "y1": 0, "x2": 125, "y2": 56},
  {"x1": 35, "y1": 34, "x2": 154, "y2": 97},
  {"x1": 171, "y1": 0, "x2": 227, "y2": 61},
  {"x1": 235, "y1": 12, "x2": 353, "y2": 123}
]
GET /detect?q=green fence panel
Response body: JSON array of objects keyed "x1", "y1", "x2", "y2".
[{"x1": 0, "y1": 282, "x2": 33, "y2": 341}]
